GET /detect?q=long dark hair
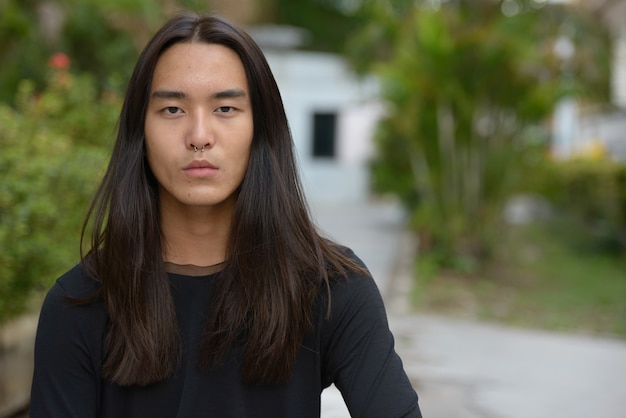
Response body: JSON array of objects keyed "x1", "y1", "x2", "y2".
[{"x1": 82, "y1": 13, "x2": 367, "y2": 386}]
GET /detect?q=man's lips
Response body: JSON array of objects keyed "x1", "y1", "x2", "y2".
[
  {"x1": 183, "y1": 160, "x2": 218, "y2": 177},
  {"x1": 184, "y1": 160, "x2": 218, "y2": 170}
]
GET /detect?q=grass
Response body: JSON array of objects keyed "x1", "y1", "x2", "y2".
[{"x1": 412, "y1": 221, "x2": 626, "y2": 337}]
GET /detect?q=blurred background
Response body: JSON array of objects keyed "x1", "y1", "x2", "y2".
[{"x1": 0, "y1": 0, "x2": 624, "y2": 417}]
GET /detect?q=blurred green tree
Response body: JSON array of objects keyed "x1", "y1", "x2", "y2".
[
  {"x1": 269, "y1": 0, "x2": 363, "y2": 52},
  {"x1": 345, "y1": 0, "x2": 611, "y2": 272}
]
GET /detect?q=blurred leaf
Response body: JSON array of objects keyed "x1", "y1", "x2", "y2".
[{"x1": 0, "y1": 69, "x2": 119, "y2": 323}]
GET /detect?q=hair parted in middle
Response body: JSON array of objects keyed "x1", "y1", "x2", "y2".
[{"x1": 81, "y1": 12, "x2": 368, "y2": 386}]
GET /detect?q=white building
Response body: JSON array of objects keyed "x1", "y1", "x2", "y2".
[
  {"x1": 553, "y1": 1, "x2": 626, "y2": 160},
  {"x1": 250, "y1": 26, "x2": 383, "y2": 203}
]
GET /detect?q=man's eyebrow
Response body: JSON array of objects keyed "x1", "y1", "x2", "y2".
[
  {"x1": 151, "y1": 90, "x2": 187, "y2": 99},
  {"x1": 212, "y1": 88, "x2": 247, "y2": 99},
  {"x1": 150, "y1": 88, "x2": 247, "y2": 100}
]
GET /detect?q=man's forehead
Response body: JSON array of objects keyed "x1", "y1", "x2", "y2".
[{"x1": 149, "y1": 43, "x2": 249, "y2": 98}]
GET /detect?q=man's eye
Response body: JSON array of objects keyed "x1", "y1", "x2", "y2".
[
  {"x1": 164, "y1": 106, "x2": 181, "y2": 114},
  {"x1": 216, "y1": 106, "x2": 235, "y2": 113}
]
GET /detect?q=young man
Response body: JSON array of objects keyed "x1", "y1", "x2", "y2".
[{"x1": 30, "y1": 13, "x2": 422, "y2": 417}]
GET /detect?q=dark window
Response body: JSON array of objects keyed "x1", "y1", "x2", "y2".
[{"x1": 312, "y1": 112, "x2": 336, "y2": 158}]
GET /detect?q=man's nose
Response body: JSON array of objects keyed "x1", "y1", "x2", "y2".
[{"x1": 187, "y1": 112, "x2": 214, "y2": 152}]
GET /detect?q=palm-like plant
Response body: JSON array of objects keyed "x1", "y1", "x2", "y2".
[{"x1": 353, "y1": 0, "x2": 611, "y2": 271}]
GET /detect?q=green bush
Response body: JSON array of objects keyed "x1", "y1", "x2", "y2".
[
  {"x1": 0, "y1": 0, "x2": 155, "y2": 103},
  {"x1": 0, "y1": 66, "x2": 120, "y2": 323},
  {"x1": 523, "y1": 155, "x2": 626, "y2": 255},
  {"x1": 551, "y1": 159, "x2": 626, "y2": 255}
]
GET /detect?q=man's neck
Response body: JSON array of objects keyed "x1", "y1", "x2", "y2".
[{"x1": 159, "y1": 199, "x2": 234, "y2": 267}]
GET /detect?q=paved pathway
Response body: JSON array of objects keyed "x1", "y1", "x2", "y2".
[
  {"x1": 394, "y1": 314, "x2": 626, "y2": 418},
  {"x1": 310, "y1": 199, "x2": 626, "y2": 418}
]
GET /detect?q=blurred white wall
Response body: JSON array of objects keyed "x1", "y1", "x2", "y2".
[
  {"x1": 248, "y1": 24, "x2": 383, "y2": 203},
  {"x1": 613, "y1": 29, "x2": 626, "y2": 108},
  {"x1": 263, "y1": 49, "x2": 382, "y2": 202}
]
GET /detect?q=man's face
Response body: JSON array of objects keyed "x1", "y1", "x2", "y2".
[{"x1": 144, "y1": 42, "x2": 253, "y2": 213}]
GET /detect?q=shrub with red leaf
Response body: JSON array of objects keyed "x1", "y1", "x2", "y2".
[{"x1": 48, "y1": 52, "x2": 70, "y2": 70}]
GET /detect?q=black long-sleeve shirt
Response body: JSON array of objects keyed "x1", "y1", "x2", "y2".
[{"x1": 30, "y1": 251, "x2": 421, "y2": 417}]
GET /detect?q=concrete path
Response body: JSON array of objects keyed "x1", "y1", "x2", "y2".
[
  {"x1": 310, "y1": 199, "x2": 626, "y2": 418},
  {"x1": 394, "y1": 314, "x2": 626, "y2": 418}
]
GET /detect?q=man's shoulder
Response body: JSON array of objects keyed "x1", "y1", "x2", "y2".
[{"x1": 52, "y1": 262, "x2": 101, "y2": 300}]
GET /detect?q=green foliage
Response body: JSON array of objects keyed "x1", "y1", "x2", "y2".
[
  {"x1": 270, "y1": 0, "x2": 364, "y2": 52},
  {"x1": 0, "y1": 68, "x2": 119, "y2": 323},
  {"x1": 0, "y1": 1, "x2": 48, "y2": 102},
  {"x1": 515, "y1": 152, "x2": 626, "y2": 255},
  {"x1": 0, "y1": 0, "x2": 179, "y2": 103},
  {"x1": 60, "y1": 2, "x2": 140, "y2": 87},
  {"x1": 373, "y1": 5, "x2": 556, "y2": 267},
  {"x1": 352, "y1": 1, "x2": 612, "y2": 271},
  {"x1": 543, "y1": 159, "x2": 626, "y2": 255}
]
